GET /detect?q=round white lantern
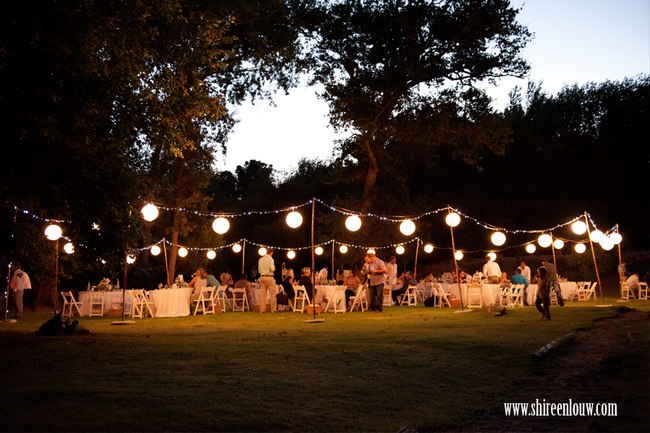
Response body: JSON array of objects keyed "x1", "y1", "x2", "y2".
[
  {"x1": 141, "y1": 203, "x2": 159, "y2": 222},
  {"x1": 610, "y1": 232, "x2": 622, "y2": 245},
  {"x1": 286, "y1": 211, "x2": 303, "y2": 228},
  {"x1": 287, "y1": 250, "x2": 296, "y2": 260},
  {"x1": 232, "y1": 243, "x2": 242, "y2": 253},
  {"x1": 454, "y1": 251, "x2": 464, "y2": 261},
  {"x1": 126, "y1": 254, "x2": 136, "y2": 264},
  {"x1": 345, "y1": 215, "x2": 362, "y2": 232},
  {"x1": 63, "y1": 242, "x2": 75, "y2": 254},
  {"x1": 44, "y1": 224, "x2": 62, "y2": 241},
  {"x1": 399, "y1": 220, "x2": 416, "y2": 236},
  {"x1": 150, "y1": 245, "x2": 161, "y2": 256},
  {"x1": 177, "y1": 247, "x2": 188, "y2": 258},
  {"x1": 487, "y1": 252, "x2": 497, "y2": 261},
  {"x1": 424, "y1": 244, "x2": 434, "y2": 254},
  {"x1": 525, "y1": 244, "x2": 537, "y2": 254},
  {"x1": 212, "y1": 217, "x2": 230, "y2": 235},
  {"x1": 258, "y1": 247, "x2": 267, "y2": 256},
  {"x1": 589, "y1": 230, "x2": 604, "y2": 243},
  {"x1": 538, "y1": 234, "x2": 553, "y2": 248},
  {"x1": 599, "y1": 236, "x2": 615, "y2": 251},
  {"x1": 571, "y1": 220, "x2": 587, "y2": 235},
  {"x1": 553, "y1": 239, "x2": 565, "y2": 249},
  {"x1": 315, "y1": 246, "x2": 324, "y2": 256},
  {"x1": 339, "y1": 245, "x2": 348, "y2": 254},
  {"x1": 574, "y1": 243, "x2": 587, "y2": 254},
  {"x1": 445, "y1": 212, "x2": 461, "y2": 227},
  {"x1": 395, "y1": 245, "x2": 405, "y2": 255},
  {"x1": 367, "y1": 249, "x2": 376, "y2": 255},
  {"x1": 206, "y1": 250, "x2": 216, "y2": 260},
  {"x1": 491, "y1": 231, "x2": 506, "y2": 246}
]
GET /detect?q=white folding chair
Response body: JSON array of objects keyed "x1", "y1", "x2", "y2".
[
  {"x1": 214, "y1": 286, "x2": 230, "y2": 312},
  {"x1": 466, "y1": 284, "x2": 483, "y2": 308},
  {"x1": 88, "y1": 292, "x2": 105, "y2": 317},
  {"x1": 415, "y1": 284, "x2": 427, "y2": 302},
  {"x1": 192, "y1": 286, "x2": 215, "y2": 315},
  {"x1": 349, "y1": 284, "x2": 368, "y2": 312},
  {"x1": 578, "y1": 281, "x2": 597, "y2": 301},
  {"x1": 231, "y1": 288, "x2": 250, "y2": 312},
  {"x1": 497, "y1": 285, "x2": 511, "y2": 307},
  {"x1": 60, "y1": 291, "x2": 83, "y2": 317},
  {"x1": 509, "y1": 284, "x2": 525, "y2": 307},
  {"x1": 382, "y1": 286, "x2": 393, "y2": 307},
  {"x1": 129, "y1": 289, "x2": 145, "y2": 318},
  {"x1": 432, "y1": 284, "x2": 452, "y2": 308},
  {"x1": 620, "y1": 281, "x2": 634, "y2": 300},
  {"x1": 399, "y1": 285, "x2": 418, "y2": 306},
  {"x1": 324, "y1": 286, "x2": 346, "y2": 313},
  {"x1": 638, "y1": 282, "x2": 648, "y2": 300},
  {"x1": 292, "y1": 285, "x2": 311, "y2": 313}
]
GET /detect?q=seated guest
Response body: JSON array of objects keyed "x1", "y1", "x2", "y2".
[
  {"x1": 299, "y1": 267, "x2": 314, "y2": 300},
  {"x1": 510, "y1": 267, "x2": 529, "y2": 305},
  {"x1": 188, "y1": 268, "x2": 207, "y2": 298},
  {"x1": 335, "y1": 268, "x2": 345, "y2": 285},
  {"x1": 344, "y1": 269, "x2": 361, "y2": 308},
  {"x1": 202, "y1": 269, "x2": 219, "y2": 288},
  {"x1": 393, "y1": 271, "x2": 417, "y2": 303},
  {"x1": 220, "y1": 272, "x2": 234, "y2": 288},
  {"x1": 626, "y1": 271, "x2": 640, "y2": 295},
  {"x1": 234, "y1": 273, "x2": 253, "y2": 304},
  {"x1": 499, "y1": 271, "x2": 509, "y2": 285},
  {"x1": 281, "y1": 269, "x2": 296, "y2": 300}
]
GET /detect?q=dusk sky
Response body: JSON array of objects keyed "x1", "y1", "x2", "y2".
[{"x1": 218, "y1": 0, "x2": 650, "y2": 174}]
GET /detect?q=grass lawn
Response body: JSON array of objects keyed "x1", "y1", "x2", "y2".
[{"x1": 1, "y1": 301, "x2": 649, "y2": 432}]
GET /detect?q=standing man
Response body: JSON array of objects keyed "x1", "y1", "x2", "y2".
[
  {"x1": 258, "y1": 249, "x2": 277, "y2": 313},
  {"x1": 365, "y1": 252, "x2": 387, "y2": 312},
  {"x1": 519, "y1": 261, "x2": 531, "y2": 283},
  {"x1": 9, "y1": 262, "x2": 32, "y2": 319},
  {"x1": 540, "y1": 259, "x2": 564, "y2": 306},
  {"x1": 482, "y1": 255, "x2": 502, "y2": 284},
  {"x1": 385, "y1": 256, "x2": 398, "y2": 286}
]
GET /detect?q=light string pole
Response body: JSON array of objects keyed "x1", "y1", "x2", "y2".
[
  {"x1": 445, "y1": 206, "x2": 466, "y2": 312},
  {"x1": 583, "y1": 212, "x2": 607, "y2": 306}
]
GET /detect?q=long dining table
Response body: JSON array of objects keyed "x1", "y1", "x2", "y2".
[
  {"x1": 148, "y1": 286, "x2": 194, "y2": 317},
  {"x1": 77, "y1": 290, "x2": 133, "y2": 317}
]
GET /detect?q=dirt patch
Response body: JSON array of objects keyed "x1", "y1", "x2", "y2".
[{"x1": 450, "y1": 308, "x2": 650, "y2": 432}]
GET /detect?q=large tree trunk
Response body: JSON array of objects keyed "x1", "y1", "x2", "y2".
[{"x1": 360, "y1": 135, "x2": 380, "y2": 211}]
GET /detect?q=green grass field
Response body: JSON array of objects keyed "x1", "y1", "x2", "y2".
[{"x1": 1, "y1": 301, "x2": 649, "y2": 432}]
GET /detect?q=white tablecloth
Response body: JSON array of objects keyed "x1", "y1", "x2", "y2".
[
  {"x1": 315, "y1": 285, "x2": 346, "y2": 312},
  {"x1": 527, "y1": 282, "x2": 578, "y2": 305},
  {"x1": 149, "y1": 287, "x2": 193, "y2": 317},
  {"x1": 78, "y1": 291, "x2": 132, "y2": 316},
  {"x1": 251, "y1": 283, "x2": 271, "y2": 306}
]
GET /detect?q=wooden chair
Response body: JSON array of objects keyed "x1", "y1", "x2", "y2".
[
  {"x1": 192, "y1": 286, "x2": 215, "y2": 315},
  {"x1": 349, "y1": 284, "x2": 368, "y2": 312},
  {"x1": 61, "y1": 291, "x2": 83, "y2": 318},
  {"x1": 620, "y1": 281, "x2": 635, "y2": 300},
  {"x1": 638, "y1": 282, "x2": 648, "y2": 300}
]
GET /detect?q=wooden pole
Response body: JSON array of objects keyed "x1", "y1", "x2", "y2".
[
  {"x1": 331, "y1": 240, "x2": 335, "y2": 284},
  {"x1": 163, "y1": 241, "x2": 170, "y2": 287},
  {"x1": 311, "y1": 198, "x2": 316, "y2": 319},
  {"x1": 584, "y1": 212, "x2": 605, "y2": 304},
  {"x1": 242, "y1": 239, "x2": 246, "y2": 276},
  {"x1": 414, "y1": 238, "x2": 420, "y2": 280},
  {"x1": 615, "y1": 224, "x2": 622, "y2": 268},
  {"x1": 447, "y1": 206, "x2": 464, "y2": 309},
  {"x1": 551, "y1": 234, "x2": 557, "y2": 267}
]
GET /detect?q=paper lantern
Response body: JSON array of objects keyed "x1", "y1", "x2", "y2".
[
  {"x1": 63, "y1": 242, "x2": 75, "y2": 254},
  {"x1": 491, "y1": 231, "x2": 506, "y2": 246},
  {"x1": 232, "y1": 243, "x2": 242, "y2": 253},
  {"x1": 212, "y1": 217, "x2": 230, "y2": 235},
  {"x1": 423, "y1": 244, "x2": 434, "y2": 254},
  {"x1": 487, "y1": 252, "x2": 497, "y2": 261},
  {"x1": 454, "y1": 251, "x2": 464, "y2": 260},
  {"x1": 571, "y1": 220, "x2": 587, "y2": 235},
  {"x1": 525, "y1": 244, "x2": 536, "y2": 254},
  {"x1": 141, "y1": 203, "x2": 159, "y2": 222},
  {"x1": 345, "y1": 215, "x2": 362, "y2": 232},
  {"x1": 258, "y1": 247, "x2": 267, "y2": 256},
  {"x1": 286, "y1": 211, "x2": 303, "y2": 228},
  {"x1": 610, "y1": 232, "x2": 622, "y2": 245},
  {"x1": 538, "y1": 234, "x2": 553, "y2": 248},
  {"x1": 553, "y1": 239, "x2": 565, "y2": 249},
  {"x1": 126, "y1": 254, "x2": 136, "y2": 264},
  {"x1": 399, "y1": 219, "x2": 416, "y2": 236},
  {"x1": 395, "y1": 245, "x2": 405, "y2": 255},
  {"x1": 445, "y1": 212, "x2": 461, "y2": 227},
  {"x1": 367, "y1": 249, "x2": 376, "y2": 255},
  {"x1": 177, "y1": 247, "x2": 188, "y2": 258},
  {"x1": 287, "y1": 250, "x2": 296, "y2": 259},
  {"x1": 315, "y1": 246, "x2": 324, "y2": 255},
  {"x1": 574, "y1": 243, "x2": 587, "y2": 254},
  {"x1": 44, "y1": 224, "x2": 62, "y2": 241},
  {"x1": 206, "y1": 250, "x2": 216, "y2": 260},
  {"x1": 589, "y1": 230, "x2": 604, "y2": 243},
  {"x1": 339, "y1": 245, "x2": 348, "y2": 254},
  {"x1": 600, "y1": 236, "x2": 615, "y2": 251},
  {"x1": 150, "y1": 245, "x2": 161, "y2": 256}
]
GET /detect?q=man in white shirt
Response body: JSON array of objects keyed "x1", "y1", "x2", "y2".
[
  {"x1": 626, "y1": 271, "x2": 640, "y2": 296},
  {"x1": 482, "y1": 256, "x2": 502, "y2": 284},
  {"x1": 519, "y1": 261, "x2": 531, "y2": 283},
  {"x1": 385, "y1": 256, "x2": 398, "y2": 286},
  {"x1": 9, "y1": 262, "x2": 32, "y2": 319},
  {"x1": 257, "y1": 249, "x2": 277, "y2": 313}
]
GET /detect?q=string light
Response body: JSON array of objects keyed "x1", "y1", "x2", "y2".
[
  {"x1": 206, "y1": 250, "x2": 216, "y2": 260},
  {"x1": 445, "y1": 212, "x2": 461, "y2": 228},
  {"x1": 178, "y1": 247, "x2": 188, "y2": 257},
  {"x1": 258, "y1": 247, "x2": 267, "y2": 256},
  {"x1": 339, "y1": 245, "x2": 348, "y2": 254},
  {"x1": 538, "y1": 234, "x2": 552, "y2": 248},
  {"x1": 286, "y1": 211, "x2": 303, "y2": 228},
  {"x1": 491, "y1": 231, "x2": 506, "y2": 246},
  {"x1": 553, "y1": 239, "x2": 565, "y2": 249},
  {"x1": 399, "y1": 220, "x2": 416, "y2": 236},
  {"x1": 232, "y1": 243, "x2": 242, "y2": 253},
  {"x1": 212, "y1": 217, "x2": 230, "y2": 235},
  {"x1": 526, "y1": 244, "x2": 536, "y2": 254},
  {"x1": 589, "y1": 230, "x2": 604, "y2": 243},
  {"x1": 141, "y1": 203, "x2": 159, "y2": 222},
  {"x1": 345, "y1": 215, "x2": 362, "y2": 232},
  {"x1": 395, "y1": 245, "x2": 405, "y2": 255},
  {"x1": 150, "y1": 245, "x2": 161, "y2": 256},
  {"x1": 44, "y1": 224, "x2": 63, "y2": 241},
  {"x1": 454, "y1": 251, "x2": 464, "y2": 260},
  {"x1": 571, "y1": 220, "x2": 587, "y2": 235},
  {"x1": 423, "y1": 244, "x2": 434, "y2": 253},
  {"x1": 574, "y1": 243, "x2": 587, "y2": 254},
  {"x1": 287, "y1": 250, "x2": 296, "y2": 259},
  {"x1": 315, "y1": 246, "x2": 324, "y2": 255}
]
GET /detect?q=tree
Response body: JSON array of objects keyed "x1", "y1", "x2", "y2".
[{"x1": 299, "y1": 0, "x2": 531, "y2": 209}]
